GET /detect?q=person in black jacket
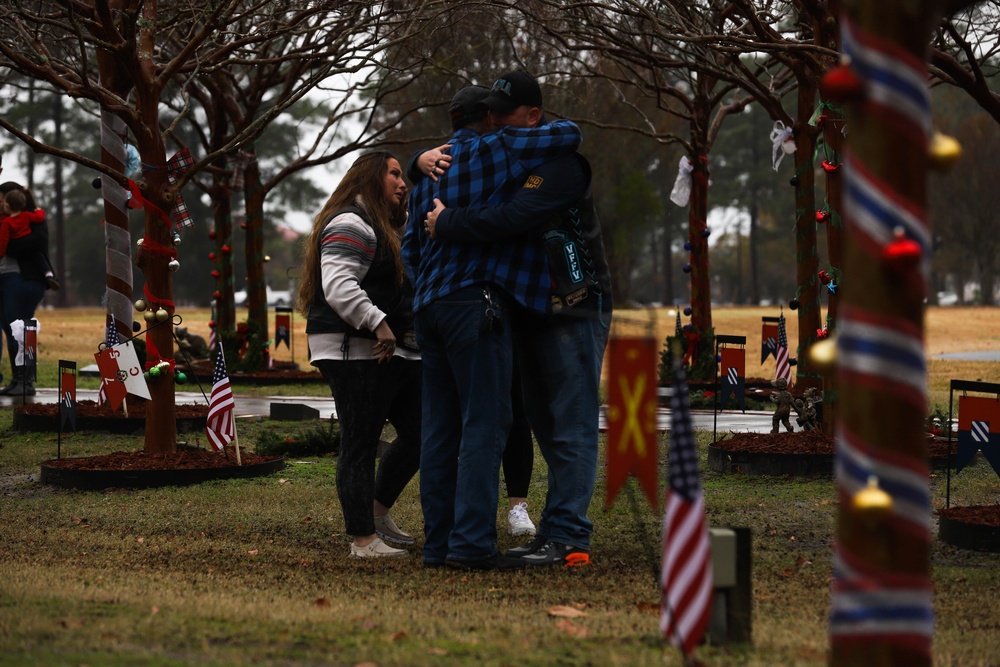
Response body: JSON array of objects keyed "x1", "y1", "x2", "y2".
[{"x1": 296, "y1": 152, "x2": 421, "y2": 559}]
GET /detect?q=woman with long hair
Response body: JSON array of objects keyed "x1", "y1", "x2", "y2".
[{"x1": 298, "y1": 152, "x2": 421, "y2": 559}]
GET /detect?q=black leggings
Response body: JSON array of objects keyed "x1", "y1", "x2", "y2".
[
  {"x1": 502, "y1": 355, "x2": 533, "y2": 498},
  {"x1": 316, "y1": 357, "x2": 422, "y2": 538}
]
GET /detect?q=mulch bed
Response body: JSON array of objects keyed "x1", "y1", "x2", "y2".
[
  {"x1": 938, "y1": 505, "x2": 1000, "y2": 552},
  {"x1": 713, "y1": 431, "x2": 952, "y2": 460},
  {"x1": 42, "y1": 447, "x2": 279, "y2": 471},
  {"x1": 713, "y1": 430, "x2": 835, "y2": 454},
  {"x1": 18, "y1": 399, "x2": 208, "y2": 420},
  {"x1": 181, "y1": 359, "x2": 323, "y2": 385},
  {"x1": 938, "y1": 505, "x2": 1000, "y2": 528}
]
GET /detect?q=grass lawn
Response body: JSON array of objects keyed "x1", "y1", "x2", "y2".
[{"x1": 2, "y1": 306, "x2": 1000, "y2": 665}]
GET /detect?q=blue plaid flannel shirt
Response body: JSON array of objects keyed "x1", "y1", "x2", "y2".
[{"x1": 403, "y1": 120, "x2": 582, "y2": 313}]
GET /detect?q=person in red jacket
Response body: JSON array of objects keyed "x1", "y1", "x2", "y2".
[{"x1": 0, "y1": 188, "x2": 58, "y2": 289}]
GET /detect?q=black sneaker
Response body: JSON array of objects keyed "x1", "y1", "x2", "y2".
[
  {"x1": 445, "y1": 553, "x2": 527, "y2": 571},
  {"x1": 505, "y1": 534, "x2": 548, "y2": 557},
  {"x1": 519, "y1": 541, "x2": 591, "y2": 567}
]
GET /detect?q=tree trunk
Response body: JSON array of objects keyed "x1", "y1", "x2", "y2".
[
  {"x1": 830, "y1": 1, "x2": 945, "y2": 663},
  {"x1": 748, "y1": 200, "x2": 760, "y2": 305},
  {"x1": 52, "y1": 96, "x2": 67, "y2": 308},
  {"x1": 212, "y1": 173, "x2": 236, "y2": 336},
  {"x1": 135, "y1": 0, "x2": 176, "y2": 455},
  {"x1": 96, "y1": 42, "x2": 134, "y2": 343},
  {"x1": 791, "y1": 77, "x2": 822, "y2": 395},
  {"x1": 244, "y1": 148, "x2": 269, "y2": 362},
  {"x1": 662, "y1": 220, "x2": 675, "y2": 305}
]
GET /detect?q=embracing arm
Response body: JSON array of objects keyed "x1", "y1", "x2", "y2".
[{"x1": 432, "y1": 155, "x2": 586, "y2": 243}]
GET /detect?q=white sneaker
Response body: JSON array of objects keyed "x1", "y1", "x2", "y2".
[
  {"x1": 350, "y1": 537, "x2": 407, "y2": 559},
  {"x1": 507, "y1": 502, "x2": 536, "y2": 537},
  {"x1": 374, "y1": 513, "x2": 415, "y2": 546}
]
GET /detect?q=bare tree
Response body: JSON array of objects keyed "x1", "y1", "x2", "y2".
[{"x1": 0, "y1": 0, "x2": 438, "y2": 453}]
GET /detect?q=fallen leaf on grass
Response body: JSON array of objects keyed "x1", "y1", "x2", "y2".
[
  {"x1": 150, "y1": 606, "x2": 160, "y2": 615},
  {"x1": 248, "y1": 550, "x2": 259, "y2": 556},
  {"x1": 548, "y1": 605, "x2": 587, "y2": 618},
  {"x1": 314, "y1": 598, "x2": 330, "y2": 608},
  {"x1": 389, "y1": 631, "x2": 407, "y2": 641},
  {"x1": 60, "y1": 619, "x2": 84, "y2": 629},
  {"x1": 554, "y1": 619, "x2": 587, "y2": 638},
  {"x1": 137, "y1": 537, "x2": 144, "y2": 544},
  {"x1": 635, "y1": 601, "x2": 659, "y2": 614}
]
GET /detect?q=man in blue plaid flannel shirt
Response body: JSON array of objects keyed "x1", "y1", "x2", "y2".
[
  {"x1": 423, "y1": 70, "x2": 613, "y2": 568},
  {"x1": 403, "y1": 80, "x2": 581, "y2": 570}
]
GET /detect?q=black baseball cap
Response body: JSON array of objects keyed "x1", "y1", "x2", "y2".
[
  {"x1": 482, "y1": 71, "x2": 543, "y2": 114},
  {"x1": 448, "y1": 85, "x2": 489, "y2": 130}
]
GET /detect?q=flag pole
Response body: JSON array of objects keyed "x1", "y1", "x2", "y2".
[
  {"x1": 57, "y1": 368, "x2": 63, "y2": 460},
  {"x1": 232, "y1": 424, "x2": 242, "y2": 466}
]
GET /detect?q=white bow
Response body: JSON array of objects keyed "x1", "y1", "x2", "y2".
[
  {"x1": 769, "y1": 121, "x2": 796, "y2": 171},
  {"x1": 670, "y1": 156, "x2": 694, "y2": 207}
]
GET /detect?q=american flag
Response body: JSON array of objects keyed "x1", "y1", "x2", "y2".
[
  {"x1": 776, "y1": 312, "x2": 792, "y2": 386},
  {"x1": 205, "y1": 344, "x2": 235, "y2": 451},
  {"x1": 97, "y1": 320, "x2": 119, "y2": 405},
  {"x1": 660, "y1": 358, "x2": 713, "y2": 656}
]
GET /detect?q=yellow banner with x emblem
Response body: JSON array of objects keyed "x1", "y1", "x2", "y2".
[{"x1": 604, "y1": 336, "x2": 659, "y2": 510}]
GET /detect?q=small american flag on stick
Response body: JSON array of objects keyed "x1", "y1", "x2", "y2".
[
  {"x1": 97, "y1": 319, "x2": 119, "y2": 406},
  {"x1": 660, "y1": 355, "x2": 713, "y2": 657},
  {"x1": 206, "y1": 344, "x2": 237, "y2": 460},
  {"x1": 775, "y1": 311, "x2": 792, "y2": 387}
]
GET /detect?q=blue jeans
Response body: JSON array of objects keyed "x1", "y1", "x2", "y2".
[
  {"x1": 515, "y1": 312, "x2": 609, "y2": 551},
  {"x1": 415, "y1": 284, "x2": 513, "y2": 564},
  {"x1": 1, "y1": 272, "x2": 45, "y2": 370}
]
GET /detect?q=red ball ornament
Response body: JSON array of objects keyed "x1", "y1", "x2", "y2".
[
  {"x1": 883, "y1": 229, "x2": 922, "y2": 270},
  {"x1": 213, "y1": 290, "x2": 221, "y2": 299},
  {"x1": 818, "y1": 270, "x2": 831, "y2": 285},
  {"x1": 817, "y1": 328, "x2": 829, "y2": 339},
  {"x1": 820, "y1": 63, "x2": 865, "y2": 103},
  {"x1": 209, "y1": 231, "x2": 217, "y2": 240},
  {"x1": 240, "y1": 222, "x2": 248, "y2": 230},
  {"x1": 221, "y1": 245, "x2": 231, "y2": 253},
  {"x1": 209, "y1": 320, "x2": 216, "y2": 328},
  {"x1": 208, "y1": 252, "x2": 217, "y2": 261},
  {"x1": 815, "y1": 210, "x2": 829, "y2": 224},
  {"x1": 211, "y1": 270, "x2": 220, "y2": 279},
  {"x1": 821, "y1": 160, "x2": 841, "y2": 172}
]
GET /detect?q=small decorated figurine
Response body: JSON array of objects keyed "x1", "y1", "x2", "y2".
[
  {"x1": 770, "y1": 377, "x2": 795, "y2": 434},
  {"x1": 794, "y1": 387, "x2": 822, "y2": 431}
]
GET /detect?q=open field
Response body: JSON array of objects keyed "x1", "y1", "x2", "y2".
[
  {"x1": 2, "y1": 306, "x2": 999, "y2": 666},
  {"x1": 27, "y1": 305, "x2": 1000, "y2": 407}
]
